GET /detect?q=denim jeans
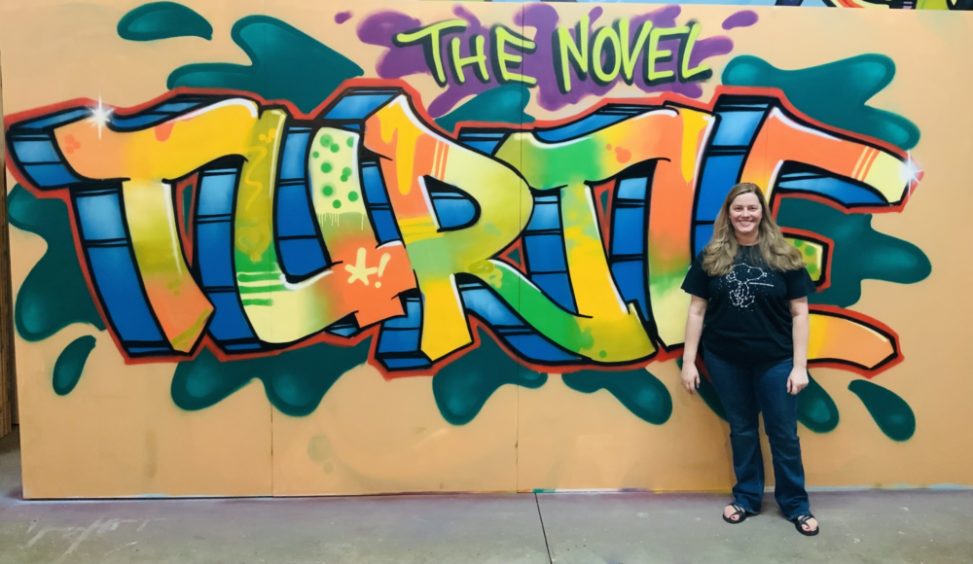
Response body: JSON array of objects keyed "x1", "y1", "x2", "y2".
[{"x1": 703, "y1": 349, "x2": 810, "y2": 519}]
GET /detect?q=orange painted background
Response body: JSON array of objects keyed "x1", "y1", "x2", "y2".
[{"x1": 1, "y1": 0, "x2": 971, "y2": 497}]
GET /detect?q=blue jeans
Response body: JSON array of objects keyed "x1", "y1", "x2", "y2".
[{"x1": 703, "y1": 349, "x2": 810, "y2": 519}]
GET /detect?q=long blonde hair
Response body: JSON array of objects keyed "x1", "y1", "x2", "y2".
[{"x1": 701, "y1": 183, "x2": 804, "y2": 276}]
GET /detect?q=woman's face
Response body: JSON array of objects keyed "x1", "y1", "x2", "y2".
[{"x1": 728, "y1": 192, "x2": 762, "y2": 239}]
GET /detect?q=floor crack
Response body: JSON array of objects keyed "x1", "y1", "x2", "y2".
[{"x1": 534, "y1": 492, "x2": 553, "y2": 564}]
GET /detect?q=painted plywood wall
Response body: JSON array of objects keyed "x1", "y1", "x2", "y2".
[{"x1": 1, "y1": 0, "x2": 971, "y2": 498}]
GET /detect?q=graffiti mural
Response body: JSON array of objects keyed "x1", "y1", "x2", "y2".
[
  {"x1": 5, "y1": 84, "x2": 916, "y2": 377},
  {"x1": 2, "y1": 0, "x2": 966, "y2": 497}
]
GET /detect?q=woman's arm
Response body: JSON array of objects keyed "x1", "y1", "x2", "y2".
[
  {"x1": 787, "y1": 296, "x2": 810, "y2": 395},
  {"x1": 680, "y1": 295, "x2": 708, "y2": 393}
]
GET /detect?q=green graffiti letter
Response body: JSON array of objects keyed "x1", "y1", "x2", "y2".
[{"x1": 395, "y1": 19, "x2": 468, "y2": 86}]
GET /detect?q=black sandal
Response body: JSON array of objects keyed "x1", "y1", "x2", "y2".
[
  {"x1": 791, "y1": 514, "x2": 820, "y2": 536},
  {"x1": 722, "y1": 503, "x2": 755, "y2": 524}
]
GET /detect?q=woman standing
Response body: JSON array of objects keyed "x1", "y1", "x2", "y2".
[{"x1": 680, "y1": 182, "x2": 819, "y2": 536}]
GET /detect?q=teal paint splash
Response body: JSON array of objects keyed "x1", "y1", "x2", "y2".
[
  {"x1": 6, "y1": 185, "x2": 105, "y2": 340},
  {"x1": 676, "y1": 359, "x2": 726, "y2": 421},
  {"x1": 52, "y1": 336, "x2": 97, "y2": 395},
  {"x1": 684, "y1": 360, "x2": 838, "y2": 433},
  {"x1": 171, "y1": 340, "x2": 369, "y2": 416},
  {"x1": 433, "y1": 329, "x2": 547, "y2": 425},
  {"x1": 167, "y1": 15, "x2": 364, "y2": 114},
  {"x1": 118, "y1": 2, "x2": 212, "y2": 41},
  {"x1": 563, "y1": 369, "x2": 672, "y2": 425},
  {"x1": 723, "y1": 54, "x2": 920, "y2": 150},
  {"x1": 696, "y1": 375, "x2": 727, "y2": 422},
  {"x1": 797, "y1": 374, "x2": 839, "y2": 433},
  {"x1": 777, "y1": 199, "x2": 931, "y2": 308},
  {"x1": 149, "y1": 12, "x2": 381, "y2": 418},
  {"x1": 848, "y1": 380, "x2": 916, "y2": 441},
  {"x1": 727, "y1": 55, "x2": 925, "y2": 440},
  {"x1": 435, "y1": 84, "x2": 535, "y2": 133}
]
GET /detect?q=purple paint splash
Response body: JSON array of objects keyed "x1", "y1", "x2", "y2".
[
  {"x1": 723, "y1": 10, "x2": 758, "y2": 31},
  {"x1": 358, "y1": 4, "x2": 741, "y2": 116},
  {"x1": 335, "y1": 11, "x2": 352, "y2": 25},
  {"x1": 358, "y1": 11, "x2": 429, "y2": 78},
  {"x1": 359, "y1": 6, "x2": 496, "y2": 117},
  {"x1": 523, "y1": 3, "x2": 720, "y2": 111}
]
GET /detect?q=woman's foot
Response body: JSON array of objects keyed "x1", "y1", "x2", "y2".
[
  {"x1": 722, "y1": 503, "x2": 756, "y2": 524},
  {"x1": 791, "y1": 514, "x2": 819, "y2": 536}
]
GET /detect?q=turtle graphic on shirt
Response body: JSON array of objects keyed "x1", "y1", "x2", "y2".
[{"x1": 724, "y1": 263, "x2": 774, "y2": 309}]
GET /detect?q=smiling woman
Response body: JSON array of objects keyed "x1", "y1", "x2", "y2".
[
  {"x1": 729, "y1": 191, "x2": 762, "y2": 244},
  {"x1": 680, "y1": 182, "x2": 819, "y2": 535}
]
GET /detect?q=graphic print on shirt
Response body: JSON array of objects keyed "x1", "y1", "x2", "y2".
[{"x1": 723, "y1": 264, "x2": 774, "y2": 309}]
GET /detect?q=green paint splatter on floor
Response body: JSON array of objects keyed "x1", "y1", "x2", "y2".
[
  {"x1": 777, "y1": 199, "x2": 930, "y2": 308},
  {"x1": 436, "y1": 84, "x2": 535, "y2": 133},
  {"x1": 848, "y1": 380, "x2": 916, "y2": 441},
  {"x1": 723, "y1": 54, "x2": 920, "y2": 150},
  {"x1": 118, "y1": 2, "x2": 212, "y2": 41},
  {"x1": 52, "y1": 336, "x2": 97, "y2": 395},
  {"x1": 797, "y1": 374, "x2": 839, "y2": 433},
  {"x1": 6, "y1": 186, "x2": 106, "y2": 340},
  {"x1": 433, "y1": 329, "x2": 547, "y2": 425},
  {"x1": 171, "y1": 340, "x2": 369, "y2": 416},
  {"x1": 563, "y1": 369, "x2": 672, "y2": 425},
  {"x1": 167, "y1": 15, "x2": 363, "y2": 113}
]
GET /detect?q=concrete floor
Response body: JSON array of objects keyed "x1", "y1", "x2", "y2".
[{"x1": 0, "y1": 430, "x2": 970, "y2": 563}]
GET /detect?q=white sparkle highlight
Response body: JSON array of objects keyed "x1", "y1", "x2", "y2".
[
  {"x1": 88, "y1": 97, "x2": 113, "y2": 140},
  {"x1": 901, "y1": 155, "x2": 922, "y2": 187}
]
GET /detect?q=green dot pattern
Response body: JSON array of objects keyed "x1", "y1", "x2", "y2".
[
  {"x1": 309, "y1": 128, "x2": 365, "y2": 213},
  {"x1": 790, "y1": 238, "x2": 822, "y2": 281}
]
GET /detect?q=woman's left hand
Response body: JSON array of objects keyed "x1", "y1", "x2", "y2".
[{"x1": 786, "y1": 367, "x2": 809, "y2": 395}]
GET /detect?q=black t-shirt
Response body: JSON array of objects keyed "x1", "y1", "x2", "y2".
[{"x1": 680, "y1": 246, "x2": 815, "y2": 364}]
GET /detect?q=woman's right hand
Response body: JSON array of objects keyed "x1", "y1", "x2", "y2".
[{"x1": 680, "y1": 361, "x2": 700, "y2": 394}]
